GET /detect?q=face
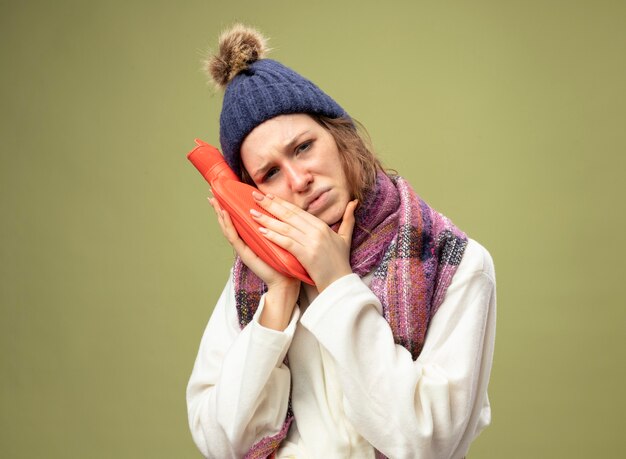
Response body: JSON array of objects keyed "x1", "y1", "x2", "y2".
[{"x1": 241, "y1": 113, "x2": 351, "y2": 225}]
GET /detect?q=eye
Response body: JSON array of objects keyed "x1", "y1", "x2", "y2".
[
  {"x1": 296, "y1": 140, "x2": 313, "y2": 154},
  {"x1": 262, "y1": 166, "x2": 279, "y2": 182}
]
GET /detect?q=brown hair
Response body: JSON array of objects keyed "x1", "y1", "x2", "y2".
[{"x1": 240, "y1": 115, "x2": 384, "y2": 203}]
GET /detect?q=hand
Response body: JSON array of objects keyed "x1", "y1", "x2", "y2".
[
  {"x1": 208, "y1": 196, "x2": 300, "y2": 330},
  {"x1": 208, "y1": 196, "x2": 299, "y2": 290},
  {"x1": 249, "y1": 191, "x2": 358, "y2": 292}
]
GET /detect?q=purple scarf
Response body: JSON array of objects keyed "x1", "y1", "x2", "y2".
[{"x1": 233, "y1": 172, "x2": 467, "y2": 459}]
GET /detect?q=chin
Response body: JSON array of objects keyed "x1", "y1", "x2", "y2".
[{"x1": 319, "y1": 205, "x2": 345, "y2": 226}]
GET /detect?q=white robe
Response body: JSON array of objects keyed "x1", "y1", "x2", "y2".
[{"x1": 187, "y1": 238, "x2": 496, "y2": 459}]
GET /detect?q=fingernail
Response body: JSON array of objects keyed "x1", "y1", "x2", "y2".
[
  {"x1": 258, "y1": 227, "x2": 268, "y2": 234},
  {"x1": 252, "y1": 191, "x2": 264, "y2": 201},
  {"x1": 250, "y1": 208, "x2": 262, "y2": 217}
]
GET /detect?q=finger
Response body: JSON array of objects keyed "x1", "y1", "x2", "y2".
[
  {"x1": 258, "y1": 225, "x2": 301, "y2": 256},
  {"x1": 210, "y1": 197, "x2": 222, "y2": 217},
  {"x1": 250, "y1": 208, "x2": 306, "y2": 241},
  {"x1": 211, "y1": 199, "x2": 230, "y2": 239},
  {"x1": 337, "y1": 199, "x2": 358, "y2": 242},
  {"x1": 210, "y1": 198, "x2": 239, "y2": 244},
  {"x1": 208, "y1": 197, "x2": 221, "y2": 223},
  {"x1": 207, "y1": 196, "x2": 220, "y2": 217},
  {"x1": 220, "y1": 208, "x2": 243, "y2": 246},
  {"x1": 252, "y1": 191, "x2": 320, "y2": 229}
]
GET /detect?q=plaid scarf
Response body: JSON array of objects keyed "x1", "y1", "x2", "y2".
[{"x1": 233, "y1": 172, "x2": 467, "y2": 459}]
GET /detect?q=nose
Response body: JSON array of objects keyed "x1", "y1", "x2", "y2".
[{"x1": 284, "y1": 163, "x2": 313, "y2": 193}]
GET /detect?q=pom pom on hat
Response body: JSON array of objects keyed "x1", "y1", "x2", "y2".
[
  {"x1": 205, "y1": 24, "x2": 349, "y2": 177},
  {"x1": 205, "y1": 24, "x2": 269, "y2": 89}
]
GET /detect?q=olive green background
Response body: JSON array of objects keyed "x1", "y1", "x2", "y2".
[{"x1": 1, "y1": 1, "x2": 625, "y2": 457}]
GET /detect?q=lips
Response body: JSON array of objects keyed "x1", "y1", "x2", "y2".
[{"x1": 304, "y1": 187, "x2": 330, "y2": 212}]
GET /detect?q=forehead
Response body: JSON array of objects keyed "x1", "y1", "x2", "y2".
[{"x1": 241, "y1": 114, "x2": 317, "y2": 158}]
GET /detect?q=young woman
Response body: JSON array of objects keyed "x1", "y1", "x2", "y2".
[{"x1": 186, "y1": 24, "x2": 496, "y2": 459}]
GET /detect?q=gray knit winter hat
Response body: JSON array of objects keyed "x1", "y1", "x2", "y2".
[{"x1": 205, "y1": 24, "x2": 349, "y2": 177}]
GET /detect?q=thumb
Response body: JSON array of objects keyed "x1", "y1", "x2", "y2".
[{"x1": 337, "y1": 199, "x2": 358, "y2": 243}]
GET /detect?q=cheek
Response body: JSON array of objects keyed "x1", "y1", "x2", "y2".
[
  {"x1": 334, "y1": 162, "x2": 350, "y2": 193},
  {"x1": 329, "y1": 151, "x2": 348, "y2": 187}
]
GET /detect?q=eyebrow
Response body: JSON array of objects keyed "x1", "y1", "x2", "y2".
[{"x1": 252, "y1": 130, "x2": 311, "y2": 179}]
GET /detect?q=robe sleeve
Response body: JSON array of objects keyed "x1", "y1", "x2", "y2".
[
  {"x1": 186, "y1": 271, "x2": 301, "y2": 458},
  {"x1": 300, "y1": 239, "x2": 496, "y2": 459}
]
